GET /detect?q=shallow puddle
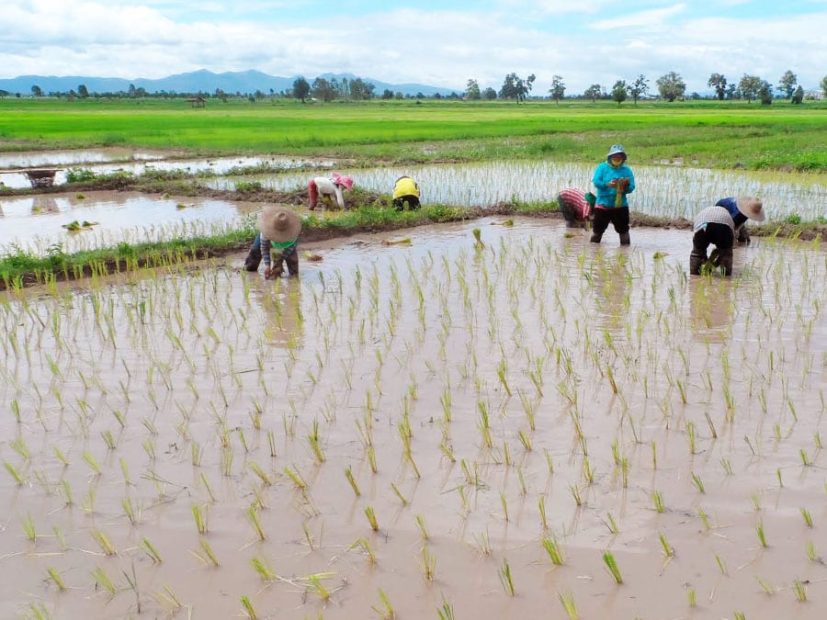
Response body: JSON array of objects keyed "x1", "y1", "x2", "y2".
[
  {"x1": 0, "y1": 153, "x2": 336, "y2": 189},
  {"x1": 0, "y1": 191, "x2": 262, "y2": 254},
  {"x1": 1, "y1": 220, "x2": 826, "y2": 619},
  {"x1": 211, "y1": 161, "x2": 827, "y2": 221}
]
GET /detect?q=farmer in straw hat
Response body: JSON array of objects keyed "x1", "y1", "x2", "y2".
[
  {"x1": 714, "y1": 196, "x2": 764, "y2": 244},
  {"x1": 243, "y1": 206, "x2": 302, "y2": 278},
  {"x1": 591, "y1": 144, "x2": 636, "y2": 245},
  {"x1": 308, "y1": 173, "x2": 354, "y2": 211},
  {"x1": 690, "y1": 200, "x2": 765, "y2": 276},
  {"x1": 556, "y1": 187, "x2": 596, "y2": 228},
  {"x1": 392, "y1": 175, "x2": 421, "y2": 211}
]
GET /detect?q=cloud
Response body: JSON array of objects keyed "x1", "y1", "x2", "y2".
[{"x1": 1, "y1": 1, "x2": 825, "y2": 93}]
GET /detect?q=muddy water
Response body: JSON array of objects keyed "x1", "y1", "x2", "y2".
[
  {"x1": 0, "y1": 191, "x2": 263, "y2": 254},
  {"x1": 1, "y1": 220, "x2": 826, "y2": 619},
  {"x1": 0, "y1": 153, "x2": 336, "y2": 189},
  {"x1": 0, "y1": 147, "x2": 170, "y2": 169},
  {"x1": 211, "y1": 161, "x2": 827, "y2": 221}
]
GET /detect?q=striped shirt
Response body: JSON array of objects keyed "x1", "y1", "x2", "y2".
[
  {"x1": 694, "y1": 206, "x2": 735, "y2": 233},
  {"x1": 557, "y1": 188, "x2": 590, "y2": 220}
]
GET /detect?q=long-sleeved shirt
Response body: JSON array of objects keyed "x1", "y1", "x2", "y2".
[
  {"x1": 313, "y1": 176, "x2": 345, "y2": 209},
  {"x1": 694, "y1": 206, "x2": 735, "y2": 233},
  {"x1": 557, "y1": 188, "x2": 590, "y2": 220},
  {"x1": 592, "y1": 161, "x2": 635, "y2": 208},
  {"x1": 393, "y1": 176, "x2": 420, "y2": 199},
  {"x1": 261, "y1": 238, "x2": 297, "y2": 267},
  {"x1": 715, "y1": 197, "x2": 748, "y2": 229}
]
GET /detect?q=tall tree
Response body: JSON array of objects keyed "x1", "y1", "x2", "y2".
[
  {"x1": 499, "y1": 72, "x2": 535, "y2": 102},
  {"x1": 758, "y1": 80, "x2": 773, "y2": 105},
  {"x1": 482, "y1": 87, "x2": 497, "y2": 100},
  {"x1": 31, "y1": 85, "x2": 43, "y2": 97},
  {"x1": 611, "y1": 80, "x2": 627, "y2": 105},
  {"x1": 791, "y1": 85, "x2": 804, "y2": 104},
  {"x1": 822, "y1": 76, "x2": 827, "y2": 98},
  {"x1": 707, "y1": 73, "x2": 727, "y2": 100},
  {"x1": 311, "y1": 78, "x2": 336, "y2": 102},
  {"x1": 77, "y1": 84, "x2": 89, "y2": 98},
  {"x1": 548, "y1": 75, "x2": 565, "y2": 104},
  {"x1": 465, "y1": 79, "x2": 481, "y2": 100},
  {"x1": 583, "y1": 84, "x2": 602, "y2": 102},
  {"x1": 292, "y1": 77, "x2": 310, "y2": 102},
  {"x1": 738, "y1": 74, "x2": 761, "y2": 103},
  {"x1": 628, "y1": 74, "x2": 648, "y2": 105},
  {"x1": 349, "y1": 78, "x2": 375, "y2": 100},
  {"x1": 777, "y1": 70, "x2": 797, "y2": 98},
  {"x1": 656, "y1": 71, "x2": 686, "y2": 102}
]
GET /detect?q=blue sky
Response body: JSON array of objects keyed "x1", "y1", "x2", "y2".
[{"x1": 3, "y1": 0, "x2": 826, "y2": 94}]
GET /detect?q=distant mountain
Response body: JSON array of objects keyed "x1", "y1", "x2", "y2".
[{"x1": 0, "y1": 70, "x2": 458, "y2": 97}]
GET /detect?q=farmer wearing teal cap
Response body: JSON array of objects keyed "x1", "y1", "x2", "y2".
[
  {"x1": 243, "y1": 207, "x2": 302, "y2": 278},
  {"x1": 591, "y1": 144, "x2": 636, "y2": 245}
]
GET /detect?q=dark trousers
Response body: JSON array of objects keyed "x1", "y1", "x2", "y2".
[
  {"x1": 690, "y1": 223, "x2": 734, "y2": 275},
  {"x1": 244, "y1": 233, "x2": 299, "y2": 276},
  {"x1": 592, "y1": 207, "x2": 630, "y2": 235},
  {"x1": 393, "y1": 195, "x2": 420, "y2": 211}
]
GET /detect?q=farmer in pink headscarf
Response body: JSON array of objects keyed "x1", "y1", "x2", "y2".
[{"x1": 308, "y1": 173, "x2": 353, "y2": 210}]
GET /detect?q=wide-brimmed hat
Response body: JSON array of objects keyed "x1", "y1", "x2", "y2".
[
  {"x1": 736, "y1": 196, "x2": 765, "y2": 222},
  {"x1": 259, "y1": 206, "x2": 301, "y2": 242},
  {"x1": 332, "y1": 173, "x2": 354, "y2": 190},
  {"x1": 607, "y1": 144, "x2": 627, "y2": 160}
]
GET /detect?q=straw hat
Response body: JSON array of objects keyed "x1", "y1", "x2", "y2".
[
  {"x1": 736, "y1": 196, "x2": 765, "y2": 222},
  {"x1": 607, "y1": 144, "x2": 627, "y2": 160},
  {"x1": 259, "y1": 206, "x2": 301, "y2": 242}
]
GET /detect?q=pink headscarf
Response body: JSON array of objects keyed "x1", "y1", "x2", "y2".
[{"x1": 331, "y1": 173, "x2": 353, "y2": 190}]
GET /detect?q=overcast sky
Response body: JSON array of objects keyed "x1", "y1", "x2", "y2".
[{"x1": 3, "y1": 0, "x2": 826, "y2": 94}]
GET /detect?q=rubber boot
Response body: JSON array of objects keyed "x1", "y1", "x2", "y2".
[
  {"x1": 244, "y1": 246, "x2": 262, "y2": 272},
  {"x1": 717, "y1": 247, "x2": 733, "y2": 276},
  {"x1": 590, "y1": 232, "x2": 602, "y2": 244},
  {"x1": 619, "y1": 232, "x2": 631, "y2": 246},
  {"x1": 689, "y1": 248, "x2": 707, "y2": 275}
]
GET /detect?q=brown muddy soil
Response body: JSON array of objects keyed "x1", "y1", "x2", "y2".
[{"x1": 1, "y1": 220, "x2": 826, "y2": 619}]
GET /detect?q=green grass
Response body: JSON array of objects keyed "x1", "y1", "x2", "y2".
[{"x1": 1, "y1": 97, "x2": 825, "y2": 171}]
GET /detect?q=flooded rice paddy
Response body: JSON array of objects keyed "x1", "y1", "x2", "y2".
[
  {"x1": 212, "y1": 161, "x2": 827, "y2": 222},
  {"x1": 0, "y1": 151, "x2": 335, "y2": 190},
  {"x1": 1, "y1": 219, "x2": 826, "y2": 619},
  {"x1": 0, "y1": 192, "x2": 258, "y2": 254}
]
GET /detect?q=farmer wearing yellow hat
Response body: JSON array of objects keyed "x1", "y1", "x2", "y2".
[{"x1": 591, "y1": 144, "x2": 636, "y2": 245}]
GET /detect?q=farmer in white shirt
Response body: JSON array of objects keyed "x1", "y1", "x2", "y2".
[
  {"x1": 690, "y1": 202, "x2": 765, "y2": 276},
  {"x1": 308, "y1": 173, "x2": 353, "y2": 210}
]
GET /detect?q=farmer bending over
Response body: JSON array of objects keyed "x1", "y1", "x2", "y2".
[
  {"x1": 244, "y1": 207, "x2": 301, "y2": 277},
  {"x1": 591, "y1": 144, "x2": 635, "y2": 245},
  {"x1": 690, "y1": 202, "x2": 764, "y2": 276},
  {"x1": 556, "y1": 187, "x2": 596, "y2": 228},
  {"x1": 714, "y1": 196, "x2": 764, "y2": 244},
  {"x1": 392, "y1": 176, "x2": 421, "y2": 210},
  {"x1": 308, "y1": 173, "x2": 353, "y2": 211}
]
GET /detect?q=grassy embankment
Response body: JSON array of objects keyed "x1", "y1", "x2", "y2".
[{"x1": 1, "y1": 98, "x2": 825, "y2": 287}]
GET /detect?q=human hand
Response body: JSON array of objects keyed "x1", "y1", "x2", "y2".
[{"x1": 264, "y1": 267, "x2": 273, "y2": 279}]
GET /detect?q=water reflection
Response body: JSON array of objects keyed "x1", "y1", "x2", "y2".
[
  {"x1": 249, "y1": 276, "x2": 304, "y2": 350},
  {"x1": 591, "y1": 251, "x2": 631, "y2": 332},
  {"x1": 689, "y1": 277, "x2": 734, "y2": 343}
]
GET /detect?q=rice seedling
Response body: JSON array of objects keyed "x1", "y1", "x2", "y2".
[
  {"x1": 22, "y1": 514, "x2": 37, "y2": 543},
  {"x1": 141, "y1": 537, "x2": 163, "y2": 564},
  {"x1": 91, "y1": 566, "x2": 117, "y2": 596},
  {"x1": 4, "y1": 462, "x2": 26, "y2": 486},
  {"x1": 415, "y1": 514, "x2": 429, "y2": 541},
  {"x1": 806, "y1": 541, "x2": 818, "y2": 562},
  {"x1": 801, "y1": 508, "x2": 814, "y2": 528},
  {"x1": 194, "y1": 538, "x2": 220, "y2": 567},
  {"x1": 603, "y1": 551, "x2": 623, "y2": 584},
  {"x1": 498, "y1": 559, "x2": 515, "y2": 596},
  {"x1": 538, "y1": 496, "x2": 549, "y2": 530},
  {"x1": 348, "y1": 537, "x2": 377, "y2": 564},
  {"x1": 246, "y1": 504, "x2": 266, "y2": 541},
  {"x1": 240, "y1": 595, "x2": 258, "y2": 619},
  {"x1": 715, "y1": 553, "x2": 728, "y2": 576},
  {"x1": 558, "y1": 590, "x2": 578, "y2": 619},
  {"x1": 542, "y1": 536, "x2": 565, "y2": 565},
  {"x1": 757, "y1": 520, "x2": 769, "y2": 548},
  {"x1": 691, "y1": 472, "x2": 705, "y2": 494},
  {"x1": 658, "y1": 532, "x2": 675, "y2": 558},
  {"x1": 306, "y1": 573, "x2": 333, "y2": 601},
  {"x1": 687, "y1": 588, "x2": 696, "y2": 608},
  {"x1": 46, "y1": 567, "x2": 66, "y2": 591},
  {"x1": 793, "y1": 579, "x2": 807, "y2": 602},
  {"x1": 372, "y1": 589, "x2": 396, "y2": 619},
  {"x1": 436, "y1": 596, "x2": 456, "y2": 620},
  {"x1": 364, "y1": 506, "x2": 380, "y2": 532},
  {"x1": 192, "y1": 504, "x2": 208, "y2": 535},
  {"x1": 421, "y1": 546, "x2": 437, "y2": 582},
  {"x1": 250, "y1": 556, "x2": 277, "y2": 582},
  {"x1": 91, "y1": 529, "x2": 117, "y2": 556}
]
